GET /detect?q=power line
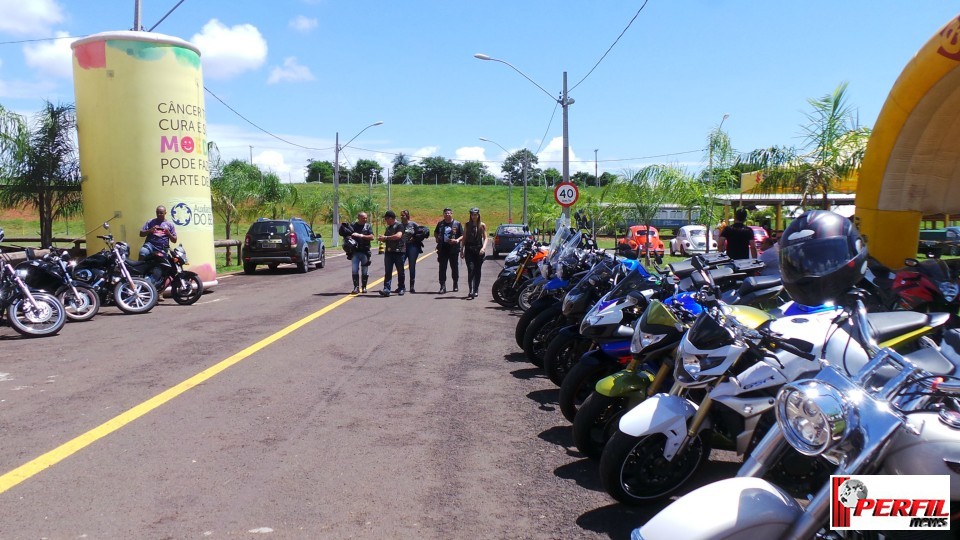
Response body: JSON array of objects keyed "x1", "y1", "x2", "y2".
[
  {"x1": 570, "y1": 0, "x2": 650, "y2": 93},
  {"x1": 0, "y1": 35, "x2": 80, "y2": 45}
]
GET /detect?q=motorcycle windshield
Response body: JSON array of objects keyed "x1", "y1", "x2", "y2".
[
  {"x1": 917, "y1": 258, "x2": 951, "y2": 282},
  {"x1": 607, "y1": 267, "x2": 657, "y2": 299}
]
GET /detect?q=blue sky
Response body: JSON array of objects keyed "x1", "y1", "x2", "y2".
[{"x1": 0, "y1": 1, "x2": 957, "y2": 182}]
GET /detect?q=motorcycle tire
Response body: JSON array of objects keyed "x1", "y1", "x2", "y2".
[
  {"x1": 572, "y1": 393, "x2": 630, "y2": 460},
  {"x1": 558, "y1": 359, "x2": 620, "y2": 423},
  {"x1": 543, "y1": 332, "x2": 591, "y2": 386},
  {"x1": 599, "y1": 431, "x2": 709, "y2": 505},
  {"x1": 113, "y1": 277, "x2": 159, "y2": 314},
  {"x1": 522, "y1": 305, "x2": 564, "y2": 367},
  {"x1": 7, "y1": 292, "x2": 66, "y2": 337},
  {"x1": 516, "y1": 280, "x2": 542, "y2": 312},
  {"x1": 514, "y1": 297, "x2": 557, "y2": 348},
  {"x1": 491, "y1": 275, "x2": 521, "y2": 308},
  {"x1": 171, "y1": 272, "x2": 204, "y2": 305},
  {"x1": 55, "y1": 284, "x2": 100, "y2": 322}
]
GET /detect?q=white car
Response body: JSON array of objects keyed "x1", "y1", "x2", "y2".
[{"x1": 670, "y1": 224, "x2": 717, "y2": 256}]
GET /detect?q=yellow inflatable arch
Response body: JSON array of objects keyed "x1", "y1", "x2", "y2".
[{"x1": 856, "y1": 14, "x2": 960, "y2": 267}]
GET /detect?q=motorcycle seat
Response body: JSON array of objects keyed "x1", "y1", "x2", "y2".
[
  {"x1": 902, "y1": 345, "x2": 958, "y2": 377},
  {"x1": 738, "y1": 275, "x2": 782, "y2": 295},
  {"x1": 867, "y1": 311, "x2": 951, "y2": 344},
  {"x1": 125, "y1": 259, "x2": 152, "y2": 271}
]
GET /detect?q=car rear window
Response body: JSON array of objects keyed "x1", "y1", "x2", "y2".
[
  {"x1": 250, "y1": 222, "x2": 289, "y2": 235},
  {"x1": 497, "y1": 226, "x2": 526, "y2": 235}
]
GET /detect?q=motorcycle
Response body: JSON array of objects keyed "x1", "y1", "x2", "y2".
[
  {"x1": 16, "y1": 247, "x2": 100, "y2": 321},
  {"x1": 127, "y1": 244, "x2": 204, "y2": 305},
  {"x1": 72, "y1": 223, "x2": 159, "y2": 314},
  {"x1": 557, "y1": 254, "x2": 781, "y2": 423},
  {"x1": 0, "y1": 230, "x2": 67, "y2": 337},
  {"x1": 514, "y1": 225, "x2": 582, "y2": 348},
  {"x1": 491, "y1": 238, "x2": 545, "y2": 308},
  {"x1": 634, "y1": 293, "x2": 960, "y2": 539},
  {"x1": 599, "y1": 288, "x2": 948, "y2": 505},
  {"x1": 891, "y1": 254, "x2": 960, "y2": 317}
]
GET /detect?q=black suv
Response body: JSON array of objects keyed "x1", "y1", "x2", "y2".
[
  {"x1": 242, "y1": 217, "x2": 325, "y2": 274},
  {"x1": 492, "y1": 223, "x2": 532, "y2": 258}
]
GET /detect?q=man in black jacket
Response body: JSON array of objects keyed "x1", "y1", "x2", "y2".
[
  {"x1": 434, "y1": 207, "x2": 463, "y2": 294},
  {"x1": 378, "y1": 210, "x2": 406, "y2": 297}
]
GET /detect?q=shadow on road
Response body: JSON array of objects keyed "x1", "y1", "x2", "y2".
[{"x1": 554, "y1": 458, "x2": 603, "y2": 491}]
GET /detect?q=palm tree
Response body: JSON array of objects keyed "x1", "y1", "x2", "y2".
[
  {"x1": 607, "y1": 164, "x2": 686, "y2": 263},
  {"x1": 0, "y1": 101, "x2": 82, "y2": 247},
  {"x1": 210, "y1": 158, "x2": 259, "y2": 265},
  {"x1": 739, "y1": 82, "x2": 871, "y2": 208}
]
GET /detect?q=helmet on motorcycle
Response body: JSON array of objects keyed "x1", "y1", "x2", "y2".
[{"x1": 779, "y1": 210, "x2": 867, "y2": 306}]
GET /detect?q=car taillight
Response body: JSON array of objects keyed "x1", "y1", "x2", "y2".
[
  {"x1": 289, "y1": 231, "x2": 297, "y2": 244},
  {"x1": 244, "y1": 234, "x2": 251, "y2": 246},
  {"x1": 494, "y1": 237, "x2": 501, "y2": 245}
]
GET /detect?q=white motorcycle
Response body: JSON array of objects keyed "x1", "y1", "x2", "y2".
[
  {"x1": 599, "y1": 294, "x2": 948, "y2": 505},
  {"x1": 633, "y1": 295, "x2": 960, "y2": 539}
]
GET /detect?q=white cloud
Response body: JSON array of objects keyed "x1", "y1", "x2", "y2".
[
  {"x1": 267, "y1": 57, "x2": 314, "y2": 85},
  {"x1": 412, "y1": 146, "x2": 438, "y2": 159},
  {"x1": 23, "y1": 31, "x2": 74, "y2": 79},
  {"x1": 289, "y1": 15, "x2": 318, "y2": 33},
  {"x1": 254, "y1": 150, "x2": 291, "y2": 175},
  {"x1": 0, "y1": 0, "x2": 63, "y2": 36},
  {"x1": 191, "y1": 19, "x2": 267, "y2": 80},
  {"x1": 537, "y1": 136, "x2": 589, "y2": 174}
]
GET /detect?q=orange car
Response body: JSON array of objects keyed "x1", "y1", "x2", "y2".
[{"x1": 618, "y1": 225, "x2": 665, "y2": 257}]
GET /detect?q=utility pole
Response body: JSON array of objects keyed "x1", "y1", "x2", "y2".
[
  {"x1": 248, "y1": 145, "x2": 253, "y2": 165},
  {"x1": 133, "y1": 0, "x2": 142, "y2": 30},
  {"x1": 594, "y1": 149, "x2": 599, "y2": 188}
]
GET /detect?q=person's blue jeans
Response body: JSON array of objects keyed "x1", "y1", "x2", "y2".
[
  {"x1": 403, "y1": 244, "x2": 421, "y2": 286},
  {"x1": 351, "y1": 251, "x2": 370, "y2": 277}
]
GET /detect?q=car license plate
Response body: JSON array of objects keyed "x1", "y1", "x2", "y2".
[{"x1": 259, "y1": 239, "x2": 282, "y2": 248}]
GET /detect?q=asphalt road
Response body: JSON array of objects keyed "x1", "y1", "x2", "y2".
[{"x1": 0, "y1": 250, "x2": 738, "y2": 539}]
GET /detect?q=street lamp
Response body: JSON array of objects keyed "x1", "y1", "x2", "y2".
[
  {"x1": 479, "y1": 136, "x2": 529, "y2": 225},
  {"x1": 474, "y1": 53, "x2": 574, "y2": 221},
  {"x1": 333, "y1": 120, "x2": 383, "y2": 246}
]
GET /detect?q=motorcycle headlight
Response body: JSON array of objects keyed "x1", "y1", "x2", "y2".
[
  {"x1": 631, "y1": 331, "x2": 666, "y2": 355},
  {"x1": 681, "y1": 353, "x2": 725, "y2": 379},
  {"x1": 776, "y1": 380, "x2": 852, "y2": 456},
  {"x1": 939, "y1": 282, "x2": 959, "y2": 303}
]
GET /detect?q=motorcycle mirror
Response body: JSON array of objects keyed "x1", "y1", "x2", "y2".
[{"x1": 102, "y1": 222, "x2": 110, "y2": 230}]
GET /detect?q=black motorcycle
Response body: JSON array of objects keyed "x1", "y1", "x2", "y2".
[
  {"x1": 0, "y1": 230, "x2": 67, "y2": 337},
  {"x1": 128, "y1": 244, "x2": 203, "y2": 305},
  {"x1": 17, "y1": 247, "x2": 100, "y2": 321},
  {"x1": 72, "y1": 223, "x2": 159, "y2": 314}
]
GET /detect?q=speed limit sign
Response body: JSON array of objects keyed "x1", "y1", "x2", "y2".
[{"x1": 554, "y1": 182, "x2": 579, "y2": 207}]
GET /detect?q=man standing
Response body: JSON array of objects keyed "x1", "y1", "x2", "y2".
[
  {"x1": 345, "y1": 212, "x2": 374, "y2": 294},
  {"x1": 718, "y1": 207, "x2": 757, "y2": 260},
  {"x1": 139, "y1": 205, "x2": 177, "y2": 259},
  {"x1": 399, "y1": 210, "x2": 423, "y2": 293},
  {"x1": 434, "y1": 207, "x2": 463, "y2": 294},
  {"x1": 379, "y1": 210, "x2": 406, "y2": 297}
]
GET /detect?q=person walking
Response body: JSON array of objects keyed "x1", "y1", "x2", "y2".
[
  {"x1": 399, "y1": 210, "x2": 423, "y2": 293},
  {"x1": 718, "y1": 207, "x2": 757, "y2": 260},
  {"x1": 379, "y1": 210, "x2": 406, "y2": 297},
  {"x1": 345, "y1": 212, "x2": 374, "y2": 294},
  {"x1": 434, "y1": 207, "x2": 463, "y2": 293},
  {"x1": 460, "y1": 207, "x2": 488, "y2": 299},
  {"x1": 138, "y1": 205, "x2": 177, "y2": 259}
]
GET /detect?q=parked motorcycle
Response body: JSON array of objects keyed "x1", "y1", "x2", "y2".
[
  {"x1": 0, "y1": 230, "x2": 67, "y2": 337},
  {"x1": 16, "y1": 247, "x2": 100, "y2": 321},
  {"x1": 127, "y1": 244, "x2": 203, "y2": 305},
  {"x1": 599, "y1": 290, "x2": 947, "y2": 505},
  {"x1": 72, "y1": 223, "x2": 159, "y2": 314},
  {"x1": 891, "y1": 254, "x2": 960, "y2": 317},
  {"x1": 634, "y1": 293, "x2": 960, "y2": 539},
  {"x1": 491, "y1": 238, "x2": 545, "y2": 308}
]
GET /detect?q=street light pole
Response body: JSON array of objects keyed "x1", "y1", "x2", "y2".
[
  {"x1": 474, "y1": 53, "x2": 573, "y2": 222},
  {"x1": 332, "y1": 120, "x2": 383, "y2": 247},
  {"x1": 594, "y1": 148, "x2": 599, "y2": 188}
]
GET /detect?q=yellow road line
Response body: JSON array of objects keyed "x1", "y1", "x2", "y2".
[{"x1": 0, "y1": 251, "x2": 435, "y2": 495}]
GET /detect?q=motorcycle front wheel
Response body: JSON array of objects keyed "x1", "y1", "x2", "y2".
[
  {"x1": 522, "y1": 305, "x2": 564, "y2": 367},
  {"x1": 7, "y1": 292, "x2": 66, "y2": 337},
  {"x1": 558, "y1": 359, "x2": 620, "y2": 423},
  {"x1": 516, "y1": 280, "x2": 541, "y2": 312},
  {"x1": 491, "y1": 275, "x2": 521, "y2": 308},
  {"x1": 543, "y1": 332, "x2": 590, "y2": 386},
  {"x1": 514, "y1": 297, "x2": 556, "y2": 348},
  {"x1": 599, "y1": 431, "x2": 709, "y2": 505},
  {"x1": 56, "y1": 284, "x2": 100, "y2": 322},
  {"x1": 113, "y1": 278, "x2": 158, "y2": 314},
  {"x1": 572, "y1": 393, "x2": 630, "y2": 460},
  {"x1": 171, "y1": 272, "x2": 204, "y2": 305}
]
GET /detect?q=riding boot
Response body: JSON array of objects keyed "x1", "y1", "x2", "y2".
[
  {"x1": 409, "y1": 279, "x2": 415, "y2": 294},
  {"x1": 361, "y1": 275, "x2": 368, "y2": 293},
  {"x1": 351, "y1": 274, "x2": 360, "y2": 294}
]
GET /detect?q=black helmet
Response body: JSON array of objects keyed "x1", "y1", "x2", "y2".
[{"x1": 779, "y1": 210, "x2": 867, "y2": 306}]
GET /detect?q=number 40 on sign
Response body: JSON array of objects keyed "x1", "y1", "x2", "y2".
[{"x1": 554, "y1": 182, "x2": 579, "y2": 207}]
